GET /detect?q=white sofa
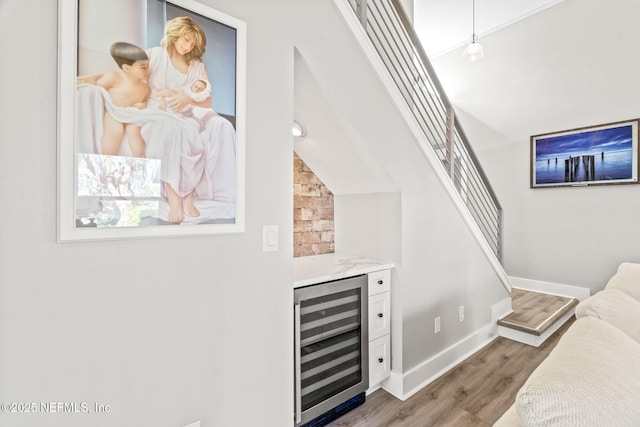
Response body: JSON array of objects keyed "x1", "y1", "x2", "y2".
[{"x1": 494, "y1": 262, "x2": 640, "y2": 427}]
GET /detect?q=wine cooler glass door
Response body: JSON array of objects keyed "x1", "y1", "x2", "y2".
[{"x1": 294, "y1": 275, "x2": 368, "y2": 425}]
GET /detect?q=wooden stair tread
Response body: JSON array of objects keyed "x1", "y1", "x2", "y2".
[{"x1": 497, "y1": 288, "x2": 578, "y2": 336}]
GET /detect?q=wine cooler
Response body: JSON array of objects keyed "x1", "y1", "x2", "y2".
[{"x1": 294, "y1": 275, "x2": 368, "y2": 426}]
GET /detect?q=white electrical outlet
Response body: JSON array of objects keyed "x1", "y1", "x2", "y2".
[
  {"x1": 458, "y1": 305, "x2": 465, "y2": 322},
  {"x1": 434, "y1": 316, "x2": 441, "y2": 334}
]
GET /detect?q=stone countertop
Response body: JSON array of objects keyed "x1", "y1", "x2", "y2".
[{"x1": 293, "y1": 253, "x2": 395, "y2": 288}]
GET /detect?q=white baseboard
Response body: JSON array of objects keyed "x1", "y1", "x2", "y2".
[
  {"x1": 380, "y1": 371, "x2": 403, "y2": 399},
  {"x1": 381, "y1": 323, "x2": 497, "y2": 401},
  {"x1": 366, "y1": 384, "x2": 381, "y2": 395},
  {"x1": 508, "y1": 276, "x2": 591, "y2": 301},
  {"x1": 380, "y1": 280, "x2": 589, "y2": 402}
]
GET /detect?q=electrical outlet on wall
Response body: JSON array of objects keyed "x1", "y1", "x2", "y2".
[
  {"x1": 458, "y1": 305, "x2": 465, "y2": 322},
  {"x1": 434, "y1": 316, "x2": 441, "y2": 334}
]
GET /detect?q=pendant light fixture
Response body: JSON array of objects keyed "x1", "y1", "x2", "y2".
[{"x1": 463, "y1": 0, "x2": 484, "y2": 62}]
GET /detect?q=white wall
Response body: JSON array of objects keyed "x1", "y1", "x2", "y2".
[
  {"x1": 334, "y1": 193, "x2": 402, "y2": 263},
  {"x1": 0, "y1": 0, "x2": 294, "y2": 426},
  {"x1": 293, "y1": 51, "x2": 398, "y2": 195},
  {"x1": 431, "y1": 0, "x2": 640, "y2": 293},
  {"x1": 329, "y1": 135, "x2": 508, "y2": 388},
  {"x1": 386, "y1": 139, "x2": 507, "y2": 376}
]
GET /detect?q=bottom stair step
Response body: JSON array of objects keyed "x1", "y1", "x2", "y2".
[{"x1": 498, "y1": 288, "x2": 578, "y2": 347}]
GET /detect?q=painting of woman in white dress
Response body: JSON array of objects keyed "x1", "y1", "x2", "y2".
[{"x1": 71, "y1": 0, "x2": 244, "y2": 235}]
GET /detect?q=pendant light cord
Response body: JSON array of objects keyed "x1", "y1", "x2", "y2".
[
  {"x1": 472, "y1": 0, "x2": 476, "y2": 41},
  {"x1": 463, "y1": 0, "x2": 484, "y2": 61}
]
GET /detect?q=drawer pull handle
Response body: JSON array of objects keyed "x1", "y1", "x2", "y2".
[
  {"x1": 378, "y1": 280, "x2": 384, "y2": 285},
  {"x1": 378, "y1": 358, "x2": 384, "y2": 363},
  {"x1": 378, "y1": 313, "x2": 384, "y2": 318}
]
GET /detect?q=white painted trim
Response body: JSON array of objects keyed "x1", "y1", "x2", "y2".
[
  {"x1": 509, "y1": 276, "x2": 591, "y2": 301},
  {"x1": 381, "y1": 324, "x2": 497, "y2": 401},
  {"x1": 380, "y1": 371, "x2": 404, "y2": 400},
  {"x1": 331, "y1": 0, "x2": 511, "y2": 293},
  {"x1": 498, "y1": 308, "x2": 576, "y2": 347},
  {"x1": 491, "y1": 297, "x2": 513, "y2": 322},
  {"x1": 366, "y1": 384, "x2": 381, "y2": 395}
]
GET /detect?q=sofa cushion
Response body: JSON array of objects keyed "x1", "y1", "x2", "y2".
[
  {"x1": 575, "y1": 289, "x2": 640, "y2": 343},
  {"x1": 516, "y1": 316, "x2": 640, "y2": 427},
  {"x1": 605, "y1": 262, "x2": 640, "y2": 302},
  {"x1": 493, "y1": 405, "x2": 521, "y2": 427}
]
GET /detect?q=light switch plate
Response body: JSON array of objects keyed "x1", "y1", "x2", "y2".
[{"x1": 263, "y1": 225, "x2": 278, "y2": 252}]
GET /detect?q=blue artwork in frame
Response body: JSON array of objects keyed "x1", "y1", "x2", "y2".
[{"x1": 530, "y1": 119, "x2": 639, "y2": 188}]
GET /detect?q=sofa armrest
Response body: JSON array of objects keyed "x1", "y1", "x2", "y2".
[
  {"x1": 575, "y1": 288, "x2": 640, "y2": 343},
  {"x1": 605, "y1": 262, "x2": 640, "y2": 302}
]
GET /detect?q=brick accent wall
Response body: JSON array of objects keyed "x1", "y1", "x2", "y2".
[{"x1": 293, "y1": 152, "x2": 335, "y2": 257}]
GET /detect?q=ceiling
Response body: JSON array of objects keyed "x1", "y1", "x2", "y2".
[
  {"x1": 413, "y1": 0, "x2": 565, "y2": 57},
  {"x1": 412, "y1": 0, "x2": 640, "y2": 155}
]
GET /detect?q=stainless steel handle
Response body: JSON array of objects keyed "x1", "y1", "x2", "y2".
[{"x1": 294, "y1": 302, "x2": 302, "y2": 424}]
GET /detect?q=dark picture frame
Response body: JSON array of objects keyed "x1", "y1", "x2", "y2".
[
  {"x1": 530, "y1": 119, "x2": 639, "y2": 188},
  {"x1": 58, "y1": 0, "x2": 246, "y2": 241}
]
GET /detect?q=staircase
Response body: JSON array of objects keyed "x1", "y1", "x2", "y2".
[
  {"x1": 498, "y1": 288, "x2": 578, "y2": 347},
  {"x1": 334, "y1": 0, "x2": 510, "y2": 292}
]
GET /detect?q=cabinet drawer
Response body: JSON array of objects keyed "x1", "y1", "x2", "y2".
[
  {"x1": 368, "y1": 269, "x2": 390, "y2": 296},
  {"x1": 369, "y1": 334, "x2": 391, "y2": 386},
  {"x1": 368, "y1": 292, "x2": 390, "y2": 341}
]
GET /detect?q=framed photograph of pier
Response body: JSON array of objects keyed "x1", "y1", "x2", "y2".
[
  {"x1": 530, "y1": 119, "x2": 639, "y2": 188},
  {"x1": 57, "y1": 0, "x2": 246, "y2": 241}
]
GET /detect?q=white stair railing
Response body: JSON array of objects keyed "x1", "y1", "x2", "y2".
[{"x1": 345, "y1": 0, "x2": 503, "y2": 262}]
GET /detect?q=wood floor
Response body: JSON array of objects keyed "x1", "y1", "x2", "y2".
[{"x1": 327, "y1": 316, "x2": 575, "y2": 427}]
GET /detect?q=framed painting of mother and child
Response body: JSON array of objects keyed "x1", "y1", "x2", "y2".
[{"x1": 57, "y1": 0, "x2": 246, "y2": 241}]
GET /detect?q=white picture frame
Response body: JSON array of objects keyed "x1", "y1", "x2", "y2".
[{"x1": 58, "y1": 0, "x2": 246, "y2": 241}]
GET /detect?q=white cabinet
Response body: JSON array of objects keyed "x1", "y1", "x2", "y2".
[
  {"x1": 369, "y1": 335, "x2": 391, "y2": 386},
  {"x1": 369, "y1": 292, "x2": 390, "y2": 340},
  {"x1": 367, "y1": 269, "x2": 391, "y2": 389},
  {"x1": 368, "y1": 269, "x2": 390, "y2": 296}
]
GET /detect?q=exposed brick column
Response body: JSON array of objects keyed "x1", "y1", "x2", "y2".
[{"x1": 293, "y1": 152, "x2": 335, "y2": 257}]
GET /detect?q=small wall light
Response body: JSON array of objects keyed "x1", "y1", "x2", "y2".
[{"x1": 292, "y1": 120, "x2": 306, "y2": 137}]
